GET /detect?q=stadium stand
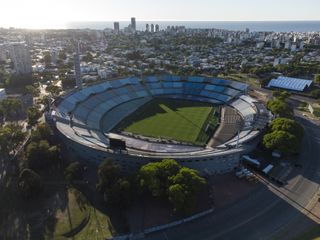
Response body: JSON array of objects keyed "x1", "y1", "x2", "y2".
[{"x1": 51, "y1": 75, "x2": 270, "y2": 175}]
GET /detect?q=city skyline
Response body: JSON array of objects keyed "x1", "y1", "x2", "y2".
[{"x1": 1, "y1": 0, "x2": 320, "y2": 29}]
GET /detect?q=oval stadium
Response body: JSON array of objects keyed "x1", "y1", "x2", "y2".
[{"x1": 50, "y1": 75, "x2": 271, "y2": 175}]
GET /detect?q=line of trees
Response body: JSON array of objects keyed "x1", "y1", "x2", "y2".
[
  {"x1": 65, "y1": 158, "x2": 207, "y2": 216},
  {"x1": 18, "y1": 123, "x2": 61, "y2": 199}
]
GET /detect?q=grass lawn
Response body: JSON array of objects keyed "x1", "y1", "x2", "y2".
[
  {"x1": 117, "y1": 98, "x2": 218, "y2": 145},
  {"x1": 47, "y1": 189, "x2": 114, "y2": 240}
]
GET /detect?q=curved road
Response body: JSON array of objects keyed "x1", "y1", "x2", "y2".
[{"x1": 145, "y1": 115, "x2": 320, "y2": 240}]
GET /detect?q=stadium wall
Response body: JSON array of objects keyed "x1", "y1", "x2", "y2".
[{"x1": 58, "y1": 129, "x2": 242, "y2": 175}]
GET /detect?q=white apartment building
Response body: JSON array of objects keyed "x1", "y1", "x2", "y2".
[{"x1": 9, "y1": 42, "x2": 32, "y2": 75}]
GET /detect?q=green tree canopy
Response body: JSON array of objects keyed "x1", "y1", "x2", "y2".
[
  {"x1": 310, "y1": 89, "x2": 320, "y2": 99},
  {"x1": 18, "y1": 168, "x2": 42, "y2": 199},
  {"x1": 30, "y1": 123, "x2": 54, "y2": 143},
  {"x1": 0, "y1": 97, "x2": 22, "y2": 119},
  {"x1": 267, "y1": 99, "x2": 293, "y2": 118},
  {"x1": 138, "y1": 159, "x2": 181, "y2": 197},
  {"x1": 64, "y1": 162, "x2": 84, "y2": 187},
  {"x1": 270, "y1": 118, "x2": 304, "y2": 140},
  {"x1": 0, "y1": 123, "x2": 25, "y2": 155},
  {"x1": 26, "y1": 140, "x2": 60, "y2": 170},
  {"x1": 168, "y1": 184, "x2": 187, "y2": 213},
  {"x1": 25, "y1": 85, "x2": 40, "y2": 97},
  {"x1": 45, "y1": 85, "x2": 62, "y2": 97},
  {"x1": 138, "y1": 159, "x2": 206, "y2": 214},
  {"x1": 263, "y1": 130, "x2": 299, "y2": 155},
  {"x1": 97, "y1": 160, "x2": 121, "y2": 192},
  {"x1": 104, "y1": 178, "x2": 133, "y2": 208},
  {"x1": 27, "y1": 107, "x2": 42, "y2": 126},
  {"x1": 43, "y1": 53, "x2": 52, "y2": 66},
  {"x1": 58, "y1": 51, "x2": 67, "y2": 60}
]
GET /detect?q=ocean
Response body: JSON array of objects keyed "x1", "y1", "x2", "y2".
[{"x1": 65, "y1": 21, "x2": 320, "y2": 32}]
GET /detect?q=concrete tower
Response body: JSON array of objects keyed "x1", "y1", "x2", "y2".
[{"x1": 74, "y1": 42, "x2": 82, "y2": 89}]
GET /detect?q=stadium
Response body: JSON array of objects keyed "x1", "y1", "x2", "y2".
[{"x1": 50, "y1": 75, "x2": 271, "y2": 175}]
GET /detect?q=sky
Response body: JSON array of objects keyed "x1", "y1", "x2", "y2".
[{"x1": 1, "y1": 0, "x2": 320, "y2": 29}]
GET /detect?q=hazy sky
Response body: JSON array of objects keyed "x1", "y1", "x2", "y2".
[{"x1": 1, "y1": 0, "x2": 320, "y2": 28}]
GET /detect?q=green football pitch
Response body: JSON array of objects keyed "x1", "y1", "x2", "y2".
[{"x1": 116, "y1": 98, "x2": 219, "y2": 145}]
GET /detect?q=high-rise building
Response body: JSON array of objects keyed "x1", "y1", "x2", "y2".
[
  {"x1": 114, "y1": 22, "x2": 120, "y2": 33},
  {"x1": 131, "y1": 17, "x2": 136, "y2": 32},
  {"x1": 151, "y1": 24, "x2": 155, "y2": 33},
  {"x1": 155, "y1": 24, "x2": 160, "y2": 32},
  {"x1": 51, "y1": 50, "x2": 57, "y2": 65},
  {"x1": 74, "y1": 42, "x2": 82, "y2": 89},
  {"x1": 9, "y1": 42, "x2": 32, "y2": 75},
  {"x1": 0, "y1": 44, "x2": 7, "y2": 62},
  {"x1": 146, "y1": 24, "x2": 150, "y2": 32}
]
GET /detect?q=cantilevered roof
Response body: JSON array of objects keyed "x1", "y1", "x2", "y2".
[{"x1": 267, "y1": 76, "x2": 313, "y2": 92}]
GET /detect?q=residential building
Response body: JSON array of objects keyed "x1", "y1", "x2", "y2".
[{"x1": 9, "y1": 42, "x2": 32, "y2": 75}]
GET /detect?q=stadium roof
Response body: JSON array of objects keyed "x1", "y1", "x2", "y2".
[{"x1": 267, "y1": 76, "x2": 313, "y2": 92}]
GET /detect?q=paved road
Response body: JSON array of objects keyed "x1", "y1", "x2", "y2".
[{"x1": 144, "y1": 115, "x2": 320, "y2": 240}]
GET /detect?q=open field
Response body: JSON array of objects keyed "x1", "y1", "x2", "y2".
[
  {"x1": 47, "y1": 189, "x2": 114, "y2": 240},
  {"x1": 116, "y1": 98, "x2": 219, "y2": 145}
]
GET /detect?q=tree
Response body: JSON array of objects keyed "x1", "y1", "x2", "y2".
[
  {"x1": 43, "y1": 53, "x2": 52, "y2": 66},
  {"x1": 310, "y1": 89, "x2": 320, "y2": 99},
  {"x1": 168, "y1": 184, "x2": 188, "y2": 213},
  {"x1": 82, "y1": 52, "x2": 94, "y2": 62},
  {"x1": 267, "y1": 99, "x2": 293, "y2": 118},
  {"x1": 58, "y1": 51, "x2": 67, "y2": 61},
  {"x1": 272, "y1": 90, "x2": 291, "y2": 101},
  {"x1": 45, "y1": 85, "x2": 62, "y2": 97},
  {"x1": 18, "y1": 169, "x2": 42, "y2": 199},
  {"x1": 314, "y1": 74, "x2": 320, "y2": 84},
  {"x1": 263, "y1": 130, "x2": 299, "y2": 155},
  {"x1": 27, "y1": 107, "x2": 42, "y2": 126},
  {"x1": 25, "y1": 85, "x2": 40, "y2": 97},
  {"x1": 96, "y1": 160, "x2": 121, "y2": 192},
  {"x1": 30, "y1": 123, "x2": 54, "y2": 143},
  {"x1": 96, "y1": 160, "x2": 134, "y2": 209},
  {"x1": 26, "y1": 140, "x2": 60, "y2": 170},
  {"x1": 64, "y1": 162, "x2": 84, "y2": 187},
  {"x1": 0, "y1": 98, "x2": 22, "y2": 119},
  {"x1": 138, "y1": 159, "x2": 181, "y2": 197},
  {"x1": 0, "y1": 123, "x2": 25, "y2": 155},
  {"x1": 104, "y1": 178, "x2": 133, "y2": 208},
  {"x1": 270, "y1": 118, "x2": 304, "y2": 140},
  {"x1": 138, "y1": 159, "x2": 206, "y2": 214},
  {"x1": 171, "y1": 167, "x2": 206, "y2": 193}
]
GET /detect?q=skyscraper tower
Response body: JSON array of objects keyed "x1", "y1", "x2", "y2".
[
  {"x1": 151, "y1": 24, "x2": 155, "y2": 33},
  {"x1": 114, "y1": 22, "x2": 120, "y2": 33},
  {"x1": 131, "y1": 17, "x2": 136, "y2": 32},
  {"x1": 155, "y1": 24, "x2": 160, "y2": 32},
  {"x1": 146, "y1": 24, "x2": 150, "y2": 32},
  {"x1": 9, "y1": 42, "x2": 32, "y2": 75},
  {"x1": 74, "y1": 42, "x2": 82, "y2": 89}
]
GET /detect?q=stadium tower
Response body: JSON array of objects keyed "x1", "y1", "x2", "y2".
[{"x1": 74, "y1": 41, "x2": 82, "y2": 89}]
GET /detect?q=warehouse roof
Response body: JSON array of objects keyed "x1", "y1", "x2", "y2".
[{"x1": 267, "y1": 76, "x2": 313, "y2": 92}]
